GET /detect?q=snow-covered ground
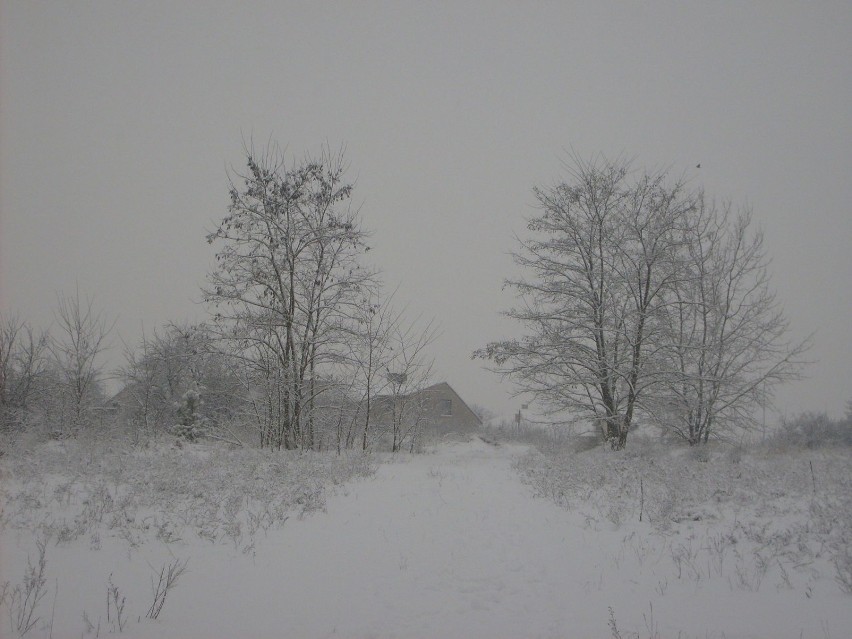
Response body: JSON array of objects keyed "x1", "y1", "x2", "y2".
[{"x1": 1, "y1": 437, "x2": 850, "y2": 638}]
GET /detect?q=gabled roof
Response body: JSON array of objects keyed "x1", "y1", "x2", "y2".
[
  {"x1": 373, "y1": 381, "x2": 482, "y2": 426},
  {"x1": 424, "y1": 382, "x2": 483, "y2": 426}
]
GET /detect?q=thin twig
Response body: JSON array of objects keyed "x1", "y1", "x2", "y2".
[
  {"x1": 146, "y1": 558, "x2": 188, "y2": 620},
  {"x1": 809, "y1": 460, "x2": 817, "y2": 495}
]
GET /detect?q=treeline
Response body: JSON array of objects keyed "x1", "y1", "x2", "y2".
[
  {"x1": 2, "y1": 148, "x2": 830, "y2": 454},
  {"x1": 1, "y1": 292, "x2": 113, "y2": 439}
]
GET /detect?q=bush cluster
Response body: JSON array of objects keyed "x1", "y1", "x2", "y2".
[{"x1": 773, "y1": 411, "x2": 852, "y2": 449}]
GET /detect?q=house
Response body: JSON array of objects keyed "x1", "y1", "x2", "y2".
[{"x1": 372, "y1": 382, "x2": 482, "y2": 435}]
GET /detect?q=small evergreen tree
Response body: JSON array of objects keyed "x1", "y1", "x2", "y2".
[{"x1": 174, "y1": 388, "x2": 206, "y2": 441}]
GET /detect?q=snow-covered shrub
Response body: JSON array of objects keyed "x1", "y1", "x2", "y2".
[
  {"x1": 173, "y1": 388, "x2": 207, "y2": 441},
  {"x1": 726, "y1": 444, "x2": 744, "y2": 464},
  {"x1": 1, "y1": 535, "x2": 49, "y2": 636},
  {"x1": 688, "y1": 444, "x2": 712, "y2": 463},
  {"x1": 487, "y1": 420, "x2": 574, "y2": 449},
  {"x1": 773, "y1": 411, "x2": 852, "y2": 449},
  {"x1": 0, "y1": 437, "x2": 377, "y2": 553},
  {"x1": 516, "y1": 436, "x2": 852, "y2": 595}
]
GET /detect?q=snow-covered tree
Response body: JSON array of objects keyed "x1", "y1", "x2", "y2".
[
  {"x1": 0, "y1": 314, "x2": 48, "y2": 431},
  {"x1": 479, "y1": 156, "x2": 810, "y2": 450},
  {"x1": 653, "y1": 198, "x2": 810, "y2": 444},
  {"x1": 477, "y1": 156, "x2": 690, "y2": 449},
  {"x1": 50, "y1": 289, "x2": 112, "y2": 435},
  {"x1": 383, "y1": 316, "x2": 437, "y2": 453},
  {"x1": 118, "y1": 323, "x2": 242, "y2": 437},
  {"x1": 337, "y1": 287, "x2": 396, "y2": 451},
  {"x1": 174, "y1": 387, "x2": 206, "y2": 441},
  {"x1": 204, "y1": 144, "x2": 375, "y2": 450}
]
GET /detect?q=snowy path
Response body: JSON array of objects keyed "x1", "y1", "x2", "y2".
[{"x1": 151, "y1": 438, "x2": 606, "y2": 638}]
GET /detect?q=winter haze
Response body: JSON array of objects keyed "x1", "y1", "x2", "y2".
[{"x1": 1, "y1": 1, "x2": 850, "y2": 420}]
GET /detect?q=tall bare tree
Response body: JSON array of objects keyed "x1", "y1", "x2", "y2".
[
  {"x1": 653, "y1": 198, "x2": 810, "y2": 444},
  {"x1": 118, "y1": 328, "x2": 162, "y2": 436},
  {"x1": 477, "y1": 156, "x2": 691, "y2": 449},
  {"x1": 337, "y1": 287, "x2": 406, "y2": 451},
  {"x1": 204, "y1": 144, "x2": 374, "y2": 449},
  {"x1": 50, "y1": 290, "x2": 113, "y2": 434}
]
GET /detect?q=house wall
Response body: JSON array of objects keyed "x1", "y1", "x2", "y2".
[
  {"x1": 418, "y1": 383, "x2": 481, "y2": 433},
  {"x1": 369, "y1": 382, "x2": 481, "y2": 436}
]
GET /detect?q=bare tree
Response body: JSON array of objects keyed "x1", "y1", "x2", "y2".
[
  {"x1": 204, "y1": 144, "x2": 375, "y2": 450},
  {"x1": 0, "y1": 314, "x2": 48, "y2": 431},
  {"x1": 477, "y1": 156, "x2": 691, "y2": 449},
  {"x1": 337, "y1": 287, "x2": 403, "y2": 451},
  {"x1": 469, "y1": 403, "x2": 495, "y2": 426},
  {"x1": 118, "y1": 327, "x2": 164, "y2": 437},
  {"x1": 118, "y1": 323, "x2": 244, "y2": 440},
  {"x1": 382, "y1": 317, "x2": 437, "y2": 453},
  {"x1": 652, "y1": 198, "x2": 810, "y2": 444},
  {"x1": 50, "y1": 290, "x2": 113, "y2": 434}
]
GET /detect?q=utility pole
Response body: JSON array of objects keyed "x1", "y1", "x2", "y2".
[{"x1": 516, "y1": 403, "x2": 528, "y2": 435}]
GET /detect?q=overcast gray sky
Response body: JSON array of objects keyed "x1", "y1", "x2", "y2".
[{"x1": 2, "y1": 1, "x2": 850, "y2": 420}]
